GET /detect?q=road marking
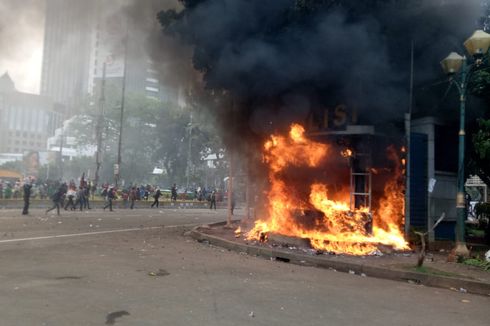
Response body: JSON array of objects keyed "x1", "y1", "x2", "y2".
[{"x1": 0, "y1": 223, "x2": 199, "y2": 244}]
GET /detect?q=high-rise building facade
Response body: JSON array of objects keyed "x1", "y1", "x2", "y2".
[
  {"x1": 88, "y1": 1, "x2": 175, "y2": 102},
  {"x1": 0, "y1": 73, "x2": 63, "y2": 154},
  {"x1": 41, "y1": 0, "x2": 176, "y2": 114},
  {"x1": 40, "y1": 0, "x2": 96, "y2": 115}
]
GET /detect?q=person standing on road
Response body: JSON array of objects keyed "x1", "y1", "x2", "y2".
[
  {"x1": 171, "y1": 183, "x2": 177, "y2": 202},
  {"x1": 231, "y1": 192, "x2": 236, "y2": 215},
  {"x1": 129, "y1": 187, "x2": 137, "y2": 209},
  {"x1": 83, "y1": 186, "x2": 91, "y2": 209},
  {"x1": 209, "y1": 190, "x2": 217, "y2": 210},
  {"x1": 46, "y1": 183, "x2": 66, "y2": 216},
  {"x1": 22, "y1": 178, "x2": 32, "y2": 215},
  {"x1": 75, "y1": 186, "x2": 85, "y2": 211},
  {"x1": 151, "y1": 188, "x2": 162, "y2": 208}
]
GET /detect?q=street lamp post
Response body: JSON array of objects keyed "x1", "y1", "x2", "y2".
[{"x1": 440, "y1": 30, "x2": 490, "y2": 256}]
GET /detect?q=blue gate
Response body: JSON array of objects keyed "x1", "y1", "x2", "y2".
[{"x1": 410, "y1": 133, "x2": 428, "y2": 231}]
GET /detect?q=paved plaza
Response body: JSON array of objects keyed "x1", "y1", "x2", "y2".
[{"x1": 0, "y1": 208, "x2": 488, "y2": 325}]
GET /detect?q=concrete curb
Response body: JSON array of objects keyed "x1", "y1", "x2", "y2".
[{"x1": 190, "y1": 223, "x2": 490, "y2": 297}]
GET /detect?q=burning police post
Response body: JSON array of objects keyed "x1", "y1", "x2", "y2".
[{"x1": 244, "y1": 124, "x2": 408, "y2": 255}]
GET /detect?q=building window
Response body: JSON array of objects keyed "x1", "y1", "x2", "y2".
[
  {"x1": 146, "y1": 77, "x2": 159, "y2": 84},
  {"x1": 145, "y1": 86, "x2": 159, "y2": 93}
]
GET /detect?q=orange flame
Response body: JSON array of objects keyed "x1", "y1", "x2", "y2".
[
  {"x1": 235, "y1": 226, "x2": 242, "y2": 238},
  {"x1": 341, "y1": 148, "x2": 353, "y2": 158},
  {"x1": 246, "y1": 124, "x2": 408, "y2": 255}
]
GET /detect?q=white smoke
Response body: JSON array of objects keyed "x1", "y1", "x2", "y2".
[{"x1": 0, "y1": 0, "x2": 45, "y2": 94}]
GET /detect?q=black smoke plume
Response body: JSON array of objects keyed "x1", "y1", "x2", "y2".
[{"x1": 153, "y1": 0, "x2": 482, "y2": 149}]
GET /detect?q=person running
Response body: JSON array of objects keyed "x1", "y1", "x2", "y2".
[
  {"x1": 151, "y1": 188, "x2": 162, "y2": 208},
  {"x1": 103, "y1": 187, "x2": 116, "y2": 211},
  {"x1": 75, "y1": 186, "x2": 85, "y2": 211},
  {"x1": 64, "y1": 187, "x2": 77, "y2": 210},
  {"x1": 22, "y1": 178, "x2": 32, "y2": 215},
  {"x1": 46, "y1": 184, "x2": 66, "y2": 216}
]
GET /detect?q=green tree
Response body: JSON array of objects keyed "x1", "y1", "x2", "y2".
[
  {"x1": 67, "y1": 81, "x2": 224, "y2": 187},
  {"x1": 0, "y1": 161, "x2": 23, "y2": 173},
  {"x1": 474, "y1": 119, "x2": 490, "y2": 160}
]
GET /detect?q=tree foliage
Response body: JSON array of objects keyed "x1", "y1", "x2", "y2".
[
  {"x1": 66, "y1": 81, "x2": 224, "y2": 187},
  {"x1": 474, "y1": 119, "x2": 490, "y2": 160}
]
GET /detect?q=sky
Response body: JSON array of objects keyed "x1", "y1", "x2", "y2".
[{"x1": 0, "y1": 0, "x2": 45, "y2": 94}]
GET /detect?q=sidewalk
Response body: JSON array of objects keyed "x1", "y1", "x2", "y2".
[{"x1": 191, "y1": 221, "x2": 490, "y2": 296}]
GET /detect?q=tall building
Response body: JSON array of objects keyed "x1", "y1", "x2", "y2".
[
  {"x1": 41, "y1": 0, "x2": 177, "y2": 113},
  {"x1": 0, "y1": 72, "x2": 63, "y2": 154},
  {"x1": 88, "y1": 2, "x2": 176, "y2": 102},
  {"x1": 40, "y1": 0, "x2": 96, "y2": 115}
]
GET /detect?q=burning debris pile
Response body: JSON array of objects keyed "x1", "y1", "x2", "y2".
[{"x1": 244, "y1": 124, "x2": 408, "y2": 255}]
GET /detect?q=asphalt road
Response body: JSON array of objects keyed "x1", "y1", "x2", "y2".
[{"x1": 0, "y1": 208, "x2": 488, "y2": 326}]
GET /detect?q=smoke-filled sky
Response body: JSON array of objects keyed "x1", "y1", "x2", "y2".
[
  {"x1": 0, "y1": 0, "x2": 178, "y2": 94},
  {"x1": 0, "y1": 0, "x2": 484, "y2": 101},
  {"x1": 153, "y1": 0, "x2": 484, "y2": 144},
  {"x1": 0, "y1": 0, "x2": 45, "y2": 94}
]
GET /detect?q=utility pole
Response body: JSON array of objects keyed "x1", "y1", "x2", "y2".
[
  {"x1": 405, "y1": 40, "x2": 414, "y2": 239},
  {"x1": 226, "y1": 152, "x2": 234, "y2": 228},
  {"x1": 59, "y1": 123, "x2": 64, "y2": 181},
  {"x1": 226, "y1": 99, "x2": 236, "y2": 227},
  {"x1": 116, "y1": 28, "x2": 129, "y2": 187},
  {"x1": 95, "y1": 62, "x2": 107, "y2": 188},
  {"x1": 246, "y1": 160, "x2": 251, "y2": 220},
  {"x1": 186, "y1": 112, "x2": 193, "y2": 190}
]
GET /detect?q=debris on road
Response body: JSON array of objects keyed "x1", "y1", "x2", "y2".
[
  {"x1": 148, "y1": 269, "x2": 170, "y2": 277},
  {"x1": 105, "y1": 310, "x2": 130, "y2": 325},
  {"x1": 249, "y1": 311, "x2": 255, "y2": 318}
]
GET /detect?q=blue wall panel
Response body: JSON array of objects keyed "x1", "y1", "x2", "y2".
[{"x1": 410, "y1": 133, "x2": 428, "y2": 230}]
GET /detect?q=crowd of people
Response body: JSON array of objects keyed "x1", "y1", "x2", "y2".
[{"x1": 0, "y1": 178, "x2": 227, "y2": 216}]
